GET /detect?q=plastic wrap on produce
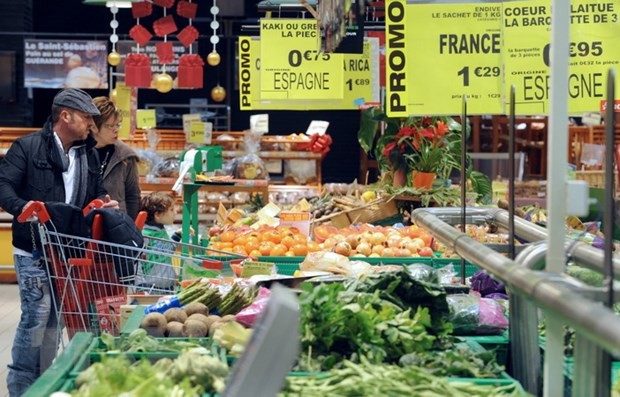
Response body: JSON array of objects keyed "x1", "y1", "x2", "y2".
[
  {"x1": 470, "y1": 270, "x2": 506, "y2": 297},
  {"x1": 447, "y1": 294, "x2": 508, "y2": 335},
  {"x1": 235, "y1": 287, "x2": 271, "y2": 327},
  {"x1": 404, "y1": 263, "x2": 439, "y2": 284}
]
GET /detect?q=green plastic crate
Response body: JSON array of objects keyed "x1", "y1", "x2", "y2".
[
  {"x1": 23, "y1": 333, "x2": 94, "y2": 397},
  {"x1": 460, "y1": 331, "x2": 510, "y2": 366},
  {"x1": 69, "y1": 335, "x2": 223, "y2": 377}
]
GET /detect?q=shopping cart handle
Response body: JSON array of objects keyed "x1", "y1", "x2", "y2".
[
  {"x1": 83, "y1": 199, "x2": 104, "y2": 216},
  {"x1": 17, "y1": 201, "x2": 49, "y2": 223}
]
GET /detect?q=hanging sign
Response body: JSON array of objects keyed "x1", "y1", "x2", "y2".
[
  {"x1": 340, "y1": 38, "x2": 381, "y2": 109},
  {"x1": 259, "y1": 19, "x2": 344, "y2": 101},
  {"x1": 239, "y1": 36, "x2": 378, "y2": 110},
  {"x1": 384, "y1": 0, "x2": 620, "y2": 117},
  {"x1": 406, "y1": 2, "x2": 503, "y2": 115},
  {"x1": 503, "y1": 0, "x2": 620, "y2": 114}
]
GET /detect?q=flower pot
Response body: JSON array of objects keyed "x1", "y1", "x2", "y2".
[
  {"x1": 412, "y1": 171, "x2": 435, "y2": 190},
  {"x1": 392, "y1": 168, "x2": 407, "y2": 188}
]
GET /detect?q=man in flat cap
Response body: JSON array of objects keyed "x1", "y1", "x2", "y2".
[{"x1": 0, "y1": 88, "x2": 119, "y2": 396}]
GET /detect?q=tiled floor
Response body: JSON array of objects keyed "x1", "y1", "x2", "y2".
[{"x1": 0, "y1": 283, "x2": 20, "y2": 397}]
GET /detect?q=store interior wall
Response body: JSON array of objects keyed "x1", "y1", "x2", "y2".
[{"x1": 0, "y1": 0, "x2": 361, "y2": 183}]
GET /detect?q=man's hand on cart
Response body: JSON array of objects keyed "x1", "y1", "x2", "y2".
[{"x1": 102, "y1": 194, "x2": 120, "y2": 210}]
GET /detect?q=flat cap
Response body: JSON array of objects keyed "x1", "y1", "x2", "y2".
[{"x1": 52, "y1": 88, "x2": 100, "y2": 116}]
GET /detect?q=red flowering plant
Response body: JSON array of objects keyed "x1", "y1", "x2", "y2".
[
  {"x1": 358, "y1": 108, "x2": 493, "y2": 202},
  {"x1": 374, "y1": 114, "x2": 462, "y2": 179}
]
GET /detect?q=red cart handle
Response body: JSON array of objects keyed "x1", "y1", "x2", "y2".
[
  {"x1": 83, "y1": 199, "x2": 104, "y2": 216},
  {"x1": 17, "y1": 201, "x2": 48, "y2": 223},
  {"x1": 17, "y1": 199, "x2": 105, "y2": 224}
]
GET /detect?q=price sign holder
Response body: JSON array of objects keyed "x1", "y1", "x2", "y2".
[{"x1": 136, "y1": 109, "x2": 156, "y2": 129}]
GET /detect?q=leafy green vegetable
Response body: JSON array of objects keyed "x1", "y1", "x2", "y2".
[
  {"x1": 72, "y1": 351, "x2": 229, "y2": 396},
  {"x1": 298, "y1": 279, "x2": 438, "y2": 371},
  {"x1": 347, "y1": 269, "x2": 453, "y2": 340}
]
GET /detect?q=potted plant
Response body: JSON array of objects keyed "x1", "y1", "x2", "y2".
[{"x1": 358, "y1": 108, "x2": 492, "y2": 202}]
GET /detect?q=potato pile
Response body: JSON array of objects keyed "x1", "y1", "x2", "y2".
[{"x1": 139, "y1": 302, "x2": 238, "y2": 338}]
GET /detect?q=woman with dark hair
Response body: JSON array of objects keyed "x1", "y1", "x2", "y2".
[{"x1": 91, "y1": 96, "x2": 141, "y2": 219}]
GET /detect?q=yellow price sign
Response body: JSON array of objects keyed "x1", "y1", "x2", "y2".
[
  {"x1": 405, "y1": 3, "x2": 503, "y2": 115},
  {"x1": 260, "y1": 19, "x2": 343, "y2": 100},
  {"x1": 189, "y1": 121, "x2": 205, "y2": 143},
  {"x1": 504, "y1": 0, "x2": 620, "y2": 114},
  {"x1": 115, "y1": 82, "x2": 132, "y2": 139},
  {"x1": 136, "y1": 109, "x2": 156, "y2": 129},
  {"x1": 239, "y1": 36, "x2": 378, "y2": 110}
]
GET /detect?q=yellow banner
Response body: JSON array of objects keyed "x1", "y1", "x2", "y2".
[
  {"x1": 503, "y1": 0, "x2": 620, "y2": 114},
  {"x1": 384, "y1": 0, "x2": 620, "y2": 116},
  {"x1": 239, "y1": 36, "x2": 379, "y2": 110},
  {"x1": 407, "y1": 3, "x2": 503, "y2": 115},
  {"x1": 259, "y1": 19, "x2": 344, "y2": 100}
]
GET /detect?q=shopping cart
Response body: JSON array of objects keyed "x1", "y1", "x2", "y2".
[{"x1": 17, "y1": 200, "x2": 245, "y2": 349}]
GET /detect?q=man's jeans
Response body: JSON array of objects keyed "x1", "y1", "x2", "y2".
[{"x1": 7, "y1": 255, "x2": 60, "y2": 397}]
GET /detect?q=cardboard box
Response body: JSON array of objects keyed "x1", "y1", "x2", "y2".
[{"x1": 126, "y1": 294, "x2": 165, "y2": 305}]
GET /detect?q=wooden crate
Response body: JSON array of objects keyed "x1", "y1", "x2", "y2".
[
  {"x1": 313, "y1": 197, "x2": 399, "y2": 227},
  {"x1": 575, "y1": 170, "x2": 618, "y2": 190}
]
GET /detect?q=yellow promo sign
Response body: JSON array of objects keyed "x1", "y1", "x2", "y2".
[
  {"x1": 385, "y1": 0, "x2": 408, "y2": 117},
  {"x1": 504, "y1": 0, "x2": 620, "y2": 114},
  {"x1": 259, "y1": 19, "x2": 344, "y2": 100},
  {"x1": 407, "y1": 3, "x2": 503, "y2": 115},
  {"x1": 239, "y1": 36, "x2": 379, "y2": 110}
]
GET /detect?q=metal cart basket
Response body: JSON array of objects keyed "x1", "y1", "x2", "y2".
[{"x1": 18, "y1": 200, "x2": 241, "y2": 352}]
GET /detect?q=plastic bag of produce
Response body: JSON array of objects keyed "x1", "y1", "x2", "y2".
[
  {"x1": 405, "y1": 263, "x2": 439, "y2": 283},
  {"x1": 447, "y1": 294, "x2": 508, "y2": 335},
  {"x1": 235, "y1": 287, "x2": 271, "y2": 327},
  {"x1": 235, "y1": 130, "x2": 268, "y2": 180},
  {"x1": 300, "y1": 251, "x2": 351, "y2": 275},
  {"x1": 470, "y1": 270, "x2": 506, "y2": 297}
]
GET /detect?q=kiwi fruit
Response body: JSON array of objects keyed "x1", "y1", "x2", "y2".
[
  {"x1": 182, "y1": 319, "x2": 207, "y2": 338},
  {"x1": 220, "y1": 314, "x2": 236, "y2": 322},
  {"x1": 140, "y1": 312, "x2": 167, "y2": 337},
  {"x1": 187, "y1": 313, "x2": 210, "y2": 330},
  {"x1": 204, "y1": 315, "x2": 221, "y2": 330},
  {"x1": 164, "y1": 307, "x2": 188, "y2": 324},
  {"x1": 166, "y1": 321, "x2": 184, "y2": 337},
  {"x1": 184, "y1": 302, "x2": 209, "y2": 317},
  {"x1": 208, "y1": 320, "x2": 226, "y2": 338}
]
